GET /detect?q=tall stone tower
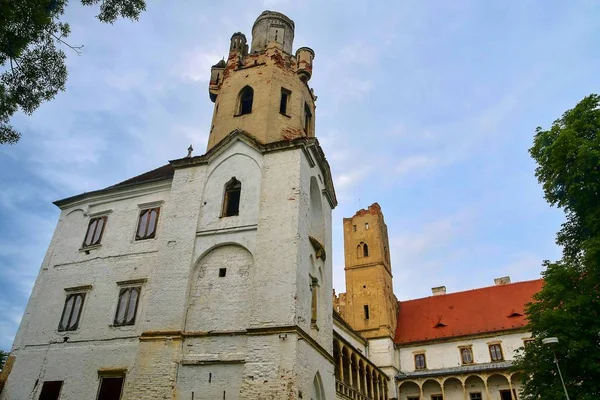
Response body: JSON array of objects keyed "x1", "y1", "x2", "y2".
[
  {"x1": 342, "y1": 203, "x2": 398, "y2": 339},
  {"x1": 0, "y1": 11, "x2": 336, "y2": 400},
  {"x1": 208, "y1": 10, "x2": 316, "y2": 150}
]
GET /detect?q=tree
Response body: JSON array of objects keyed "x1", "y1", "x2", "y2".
[
  {"x1": 514, "y1": 94, "x2": 600, "y2": 400},
  {"x1": 0, "y1": 0, "x2": 146, "y2": 144},
  {"x1": 0, "y1": 350, "x2": 7, "y2": 370}
]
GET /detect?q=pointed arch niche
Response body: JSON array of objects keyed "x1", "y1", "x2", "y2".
[
  {"x1": 185, "y1": 244, "x2": 253, "y2": 332},
  {"x1": 311, "y1": 372, "x2": 326, "y2": 400},
  {"x1": 309, "y1": 176, "x2": 324, "y2": 242},
  {"x1": 237, "y1": 86, "x2": 254, "y2": 115}
]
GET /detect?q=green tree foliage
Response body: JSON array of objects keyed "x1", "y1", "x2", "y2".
[
  {"x1": 0, "y1": 0, "x2": 146, "y2": 144},
  {"x1": 515, "y1": 94, "x2": 600, "y2": 400},
  {"x1": 0, "y1": 350, "x2": 7, "y2": 369}
]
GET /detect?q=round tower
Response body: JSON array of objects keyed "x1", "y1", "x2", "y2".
[
  {"x1": 230, "y1": 32, "x2": 248, "y2": 55},
  {"x1": 250, "y1": 10, "x2": 295, "y2": 54}
]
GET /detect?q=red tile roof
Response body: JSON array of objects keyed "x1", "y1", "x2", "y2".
[{"x1": 394, "y1": 279, "x2": 543, "y2": 345}]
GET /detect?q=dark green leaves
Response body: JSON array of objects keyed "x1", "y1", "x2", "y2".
[
  {"x1": 0, "y1": 0, "x2": 147, "y2": 144},
  {"x1": 515, "y1": 94, "x2": 600, "y2": 400}
]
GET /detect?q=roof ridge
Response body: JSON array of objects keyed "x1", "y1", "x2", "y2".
[{"x1": 397, "y1": 278, "x2": 543, "y2": 304}]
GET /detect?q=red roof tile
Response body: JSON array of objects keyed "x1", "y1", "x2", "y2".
[{"x1": 394, "y1": 279, "x2": 543, "y2": 344}]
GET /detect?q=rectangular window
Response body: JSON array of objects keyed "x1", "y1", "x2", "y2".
[
  {"x1": 414, "y1": 353, "x2": 426, "y2": 370},
  {"x1": 469, "y1": 393, "x2": 482, "y2": 400},
  {"x1": 59, "y1": 292, "x2": 85, "y2": 331},
  {"x1": 280, "y1": 88, "x2": 291, "y2": 115},
  {"x1": 114, "y1": 286, "x2": 141, "y2": 326},
  {"x1": 363, "y1": 304, "x2": 369, "y2": 320},
  {"x1": 499, "y1": 389, "x2": 517, "y2": 400},
  {"x1": 83, "y1": 216, "x2": 107, "y2": 247},
  {"x1": 489, "y1": 344, "x2": 504, "y2": 361},
  {"x1": 38, "y1": 381, "x2": 63, "y2": 400},
  {"x1": 219, "y1": 268, "x2": 227, "y2": 277},
  {"x1": 304, "y1": 103, "x2": 312, "y2": 134},
  {"x1": 523, "y1": 338, "x2": 534, "y2": 346},
  {"x1": 460, "y1": 346, "x2": 474, "y2": 364},
  {"x1": 97, "y1": 375, "x2": 125, "y2": 400},
  {"x1": 407, "y1": 397, "x2": 420, "y2": 400},
  {"x1": 431, "y1": 395, "x2": 443, "y2": 400},
  {"x1": 136, "y1": 207, "x2": 160, "y2": 240}
]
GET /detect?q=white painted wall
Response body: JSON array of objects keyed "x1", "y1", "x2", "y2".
[{"x1": 398, "y1": 331, "x2": 531, "y2": 372}]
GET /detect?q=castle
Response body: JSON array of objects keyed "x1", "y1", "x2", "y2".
[{"x1": 0, "y1": 11, "x2": 539, "y2": 400}]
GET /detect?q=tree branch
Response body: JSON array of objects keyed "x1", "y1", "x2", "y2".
[{"x1": 51, "y1": 33, "x2": 84, "y2": 55}]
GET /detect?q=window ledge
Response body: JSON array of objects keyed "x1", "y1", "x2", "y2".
[
  {"x1": 79, "y1": 244, "x2": 101, "y2": 253},
  {"x1": 279, "y1": 112, "x2": 291, "y2": 118},
  {"x1": 233, "y1": 112, "x2": 252, "y2": 117}
]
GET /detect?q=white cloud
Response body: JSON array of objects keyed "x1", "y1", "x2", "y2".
[
  {"x1": 396, "y1": 155, "x2": 439, "y2": 176},
  {"x1": 179, "y1": 50, "x2": 225, "y2": 83}
]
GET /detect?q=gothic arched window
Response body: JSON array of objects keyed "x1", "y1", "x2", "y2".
[
  {"x1": 222, "y1": 177, "x2": 241, "y2": 217},
  {"x1": 363, "y1": 243, "x2": 369, "y2": 257},
  {"x1": 238, "y1": 86, "x2": 254, "y2": 115}
]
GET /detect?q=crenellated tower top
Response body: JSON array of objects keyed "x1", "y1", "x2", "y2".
[{"x1": 206, "y1": 11, "x2": 316, "y2": 152}]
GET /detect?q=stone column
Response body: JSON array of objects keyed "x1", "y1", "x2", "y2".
[
  {"x1": 356, "y1": 363, "x2": 362, "y2": 393},
  {"x1": 338, "y1": 345, "x2": 344, "y2": 383},
  {"x1": 369, "y1": 371, "x2": 375, "y2": 399},
  {"x1": 462, "y1": 381, "x2": 468, "y2": 400},
  {"x1": 348, "y1": 356, "x2": 354, "y2": 387},
  {"x1": 374, "y1": 375, "x2": 380, "y2": 400},
  {"x1": 507, "y1": 375, "x2": 515, "y2": 400}
]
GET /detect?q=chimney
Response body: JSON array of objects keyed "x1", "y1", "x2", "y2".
[
  {"x1": 432, "y1": 286, "x2": 446, "y2": 296},
  {"x1": 494, "y1": 276, "x2": 511, "y2": 286}
]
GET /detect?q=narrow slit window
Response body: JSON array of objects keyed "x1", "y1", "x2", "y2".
[
  {"x1": 222, "y1": 178, "x2": 241, "y2": 217},
  {"x1": 83, "y1": 216, "x2": 107, "y2": 248},
  {"x1": 238, "y1": 86, "x2": 253, "y2": 115},
  {"x1": 114, "y1": 287, "x2": 141, "y2": 326},
  {"x1": 304, "y1": 103, "x2": 312, "y2": 134},
  {"x1": 363, "y1": 243, "x2": 369, "y2": 257},
  {"x1": 136, "y1": 208, "x2": 160, "y2": 240},
  {"x1": 58, "y1": 292, "x2": 85, "y2": 331},
  {"x1": 219, "y1": 268, "x2": 227, "y2": 277},
  {"x1": 280, "y1": 88, "x2": 291, "y2": 115},
  {"x1": 364, "y1": 304, "x2": 369, "y2": 320},
  {"x1": 310, "y1": 276, "x2": 319, "y2": 324}
]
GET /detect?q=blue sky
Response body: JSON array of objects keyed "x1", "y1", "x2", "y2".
[{"x1": 1, "y1": 0, "x2": 599, "y2": 350}]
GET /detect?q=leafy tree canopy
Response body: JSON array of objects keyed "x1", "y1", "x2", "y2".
[
  {"x1": 0, "y1": 350, "x2": 7, "y2": 369},
  {"x1": 0, "y1": 0, "x2": 146, "y2": 144},
  {"x1": 515, "y1": 94, "x2": 600, "y2": 400}
]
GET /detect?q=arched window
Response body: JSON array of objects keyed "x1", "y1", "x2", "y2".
[
  {"x1": 222, "y1": 177, "x2": 241, "y2": 217},
  {"x1": 238, "y1": 86, "x2": 253, "y2": 115},
  {"x1": 461, "y1": 347, "x2": 473, "y2": 364},
  {"x1": 363, "y1": 243, "x2": 369, "y2": 257}
]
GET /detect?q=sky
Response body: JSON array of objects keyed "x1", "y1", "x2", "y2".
[{"x1": 1, "y1": 0, "x2": 599, "y2": 350}]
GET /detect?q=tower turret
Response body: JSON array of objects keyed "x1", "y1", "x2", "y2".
[
  {"x1": 205, "y1": 10, "x2": 317, "y2": 152},
  {"x1": 250, "y1": 10, "x2": 295, "y2": 54}
]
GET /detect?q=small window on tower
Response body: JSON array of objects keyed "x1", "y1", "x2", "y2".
[
  {"x1": 237, "y1": 86, "x2": 254, "y2": 115},
  {"x1": 280, "y1": 88, "x2": 291, "y2": 115},
  {"x1": 365, "y1": 223, "x2": 369, "y2": 230},
  {"x1": 363, "y1": 243, "x2": 369, "y2": 257},
  {"x1": 222, "y1": 178, "x2": 242, "y2": 217},
  {"x1": 353, "y1": 225, "x2": 356, "y2": 232},
  {"x1": 219, "y1": 268, "x2": 227, "y2": 277},
  {"x1": 364, "y1": 304, "x2": 370, "y2": 320},
  {"x1": 304, "y1": 102, "x2": 312, "y2": 134}
]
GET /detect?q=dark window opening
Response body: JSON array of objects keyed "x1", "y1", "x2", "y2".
[
  {"x1": 469, "y1": 393, "x2": 483, "y2": 400},
  {"x1": 304, "y1": 103, "x2": 312, "y2": 133},
  {"x1": 431, "y1": 395, "x2": 443, "y2": 400},
  {"x1": 489, "y1": 344, "x2": 504, "y2": 361},
  {"x1": 363, "y1": 304, "x2": 369, "y2": 320},
  {"x1": 219, "y1": 268, "x2": 227, "y2": 277},
  {"x1": 363, "y1": 243, "x2": 369, "y2": 257},
  {"x1": 38, "y1": 381, "x2": 63, "y2": 400},
  {"x1": 414, "y1": 353, "x2": 426, "y2": 370},
  {"x1": 83, "y1": 216, "x2": 107, "y2": 247},
  {"x1": 114, "y1": 287, "x2": 140, "y2": 326},
  {"x1": 136, "y1": 207, "x2": 160, "y2": 240},
  {"x1": 280, "y1": 88, "x2": 290, "y2": 115},
  {"x1": 353, "y1": 225, "x2": 356, "y2": 232},
  {"x1": 499, "y1": 390, "x2": 517, "y2": 400},
  {"x1": 97, "y1": 376, "x2": 124, "y2": 400},
  {"x1": 238, "y1": 86, "x2": 254, "y2": 115},
  {"x1": 222, "y1": 178, "x2": 241, "y2": 217},
  {"x1": 59, "y1": 292, "x2": 85, "y2": 331}
]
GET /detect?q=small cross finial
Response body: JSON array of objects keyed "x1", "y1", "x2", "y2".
[{"x1": 187, "y1": 144, "x2": 194, "y2": 158}]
